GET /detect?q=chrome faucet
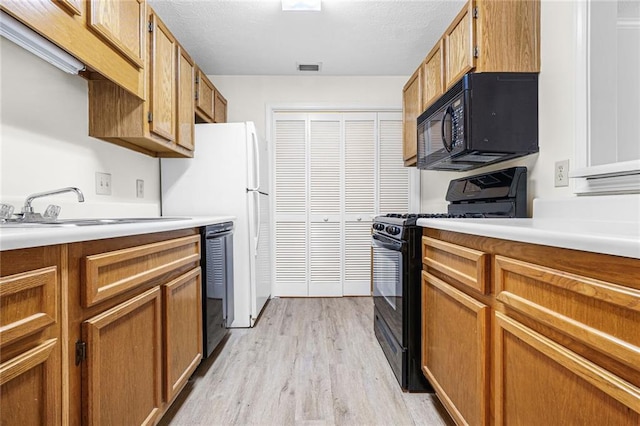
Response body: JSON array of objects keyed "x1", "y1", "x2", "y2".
[{"x1": 20, "y1": 187, "x2": 85, "y2": 221}]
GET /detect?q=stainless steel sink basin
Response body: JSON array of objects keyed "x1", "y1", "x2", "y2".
[{"x1": 0, "y1": 217, "x2": 190, "y2": 228}]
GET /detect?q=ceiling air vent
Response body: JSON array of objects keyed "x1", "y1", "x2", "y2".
[{"x1": 297, "y1": 63, "x2": 321, "y2": 72}]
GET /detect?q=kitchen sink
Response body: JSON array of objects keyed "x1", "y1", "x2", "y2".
[{"x1": 0, "y1": 217, "x2": 190, "y2": 227}]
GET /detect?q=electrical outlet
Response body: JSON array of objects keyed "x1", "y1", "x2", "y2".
[
  {"x1": 95, "y1": 172, "x2": 112, "y2": 195},
  {"x1": 554, "y1": 160, "x2": 569, "y2": 187},
  {"x1": 136, "y1": 179, "x2": 144, "y2": 198}
]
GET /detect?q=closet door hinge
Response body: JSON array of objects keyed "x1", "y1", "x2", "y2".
[
  {"x1": 147, "y1": 111, "x2": 153, "y2": 122},
  {"x1": 148, "y1": 21, "x2": 153, "y2": 32},
  {"x1": 472, "y1": 7, "x2": 478, "y2": 18},
  {"x1": 473, "y1": 46, "x2": 479, "y2": 58}
]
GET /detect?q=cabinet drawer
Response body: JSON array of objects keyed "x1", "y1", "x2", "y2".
[
  {"x1": 422, "y1": 236, "x2": 489, "y2": 294},
  {"x1": 82, "y1": 235, "x2": 200, "y2": 307},
  {"x1": 495, "y1": 312, "x2": 640, "y2": 423},
  {"x1": 495, "y1": 255, "x2": 640, "y2": 372},
  {"x1": 0, "y1": 267, "x2": 57, "y2": 348}
]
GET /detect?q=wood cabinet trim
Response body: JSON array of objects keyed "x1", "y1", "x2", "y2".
[
  {"x1": 498, "y1": 291, "x2": 640, "y2": 371},
  {"x1": 495, "y1": 255, "x2": 640, "y2": 312},
  {"x1": 83, "y1": 235, "x2": 200, "y2": 307},
  {"x1": 0, "y1": 338, "x2": 57, "y2": 386},
  {"x1": 423, "y1": 236, "x2": 488, "y2": 294},
  {"x1": 495, "y1": 312, "x2": 640, "y2": 415},
  {"x1": 0, "y1": 266, "x2": 57, "y2": 347},
  {"x1": 54, "y1": 0, "x2": 82, "y2": 16}
]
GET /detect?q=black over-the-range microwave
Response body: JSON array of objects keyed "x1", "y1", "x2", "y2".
[{"x1": 417, "y1": 72, "x2": 539, "y2": 171}]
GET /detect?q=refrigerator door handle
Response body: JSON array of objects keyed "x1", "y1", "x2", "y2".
[
  {"x1": 247, "y1": 129, "x2": 260, "y2": 192},
  {"x1": 253, "y1": 190, "x2": 261, "y2": 256}
]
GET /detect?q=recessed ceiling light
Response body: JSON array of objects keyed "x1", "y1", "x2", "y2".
[{"x1": 282, "y1": 0, "x2": 321, "y2": 12}]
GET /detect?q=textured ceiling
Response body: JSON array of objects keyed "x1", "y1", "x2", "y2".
[{"x1": 147, "y1": 0, "x2": 466, "y2": 76}]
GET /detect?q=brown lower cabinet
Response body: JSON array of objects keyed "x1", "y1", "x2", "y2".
[
  {"x1": 0, "y1": 246, "x2": 64, "y2": 426},
  {"x1": 422, "y1": 228, "x2": 640, "y2": 426},
  {"x1": 0, "y1": 228, "x2": 204, "y2": 426}
]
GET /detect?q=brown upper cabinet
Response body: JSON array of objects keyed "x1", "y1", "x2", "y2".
[
  {"x1": 3, "y1": 0, "x2": 227, "y2": 157},
  {"x1": 402, "y1": 67, "x2": 422, "y2": 166},
  {"x1": 421, "y1": 41, "x2": 445, "y2": 112},
  {"x1": 196, "y1": 68, "x2": 227, "y2": 124},
  {"x1": 214, "y1": 89, "x2": 228, "y2": 123},
  {"x1": 195, "y1": 67, "x2": 215, "y2": 122},
  {"x1": 2, "y1": 0, "x2": 146, "y2": 98},
  {"x1": 88, "y1": 8, "x2": 195, "y2": 158},
  {"x1": 177, "y1": 46, "x2": 196, "y2": 151},
  {"x1": 402, "y1": 0, "x2": 540, "y2": 166},
  {"x1": 87, "y1": 0, "x2": 145, "y2": 69}
]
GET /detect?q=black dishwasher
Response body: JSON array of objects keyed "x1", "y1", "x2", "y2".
[{"x1": 201, "y1": 222, "x2": 234, "y2": 358}]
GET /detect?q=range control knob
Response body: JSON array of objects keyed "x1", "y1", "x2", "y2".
[
  {"x1": 372, "y1": 223, "x2": 385, "y2": 231},
  {"x1": 386, "y1": 226, "x2": 401, "y2": 235}
]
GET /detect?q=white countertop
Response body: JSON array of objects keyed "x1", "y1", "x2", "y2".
[
  {"x1": 417, "y1": 217, "x2": 640, "y2": 259},
  {"x1": 0, "y1": 216, "x2": 236, "y2": 251}
]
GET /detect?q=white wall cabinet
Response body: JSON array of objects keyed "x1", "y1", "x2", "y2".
[{"x1": 272, "y1": 111, "x2": 408, "y2": 297}]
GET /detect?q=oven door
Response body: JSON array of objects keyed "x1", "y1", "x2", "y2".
[{"x1": 372, "y1": 232, "x2": 405, "y2": 345}]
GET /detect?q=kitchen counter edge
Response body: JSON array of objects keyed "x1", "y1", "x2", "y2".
[
  {"x1": 0, "y1": 216, "x2": 236, "y2": 251},
  {"x1": 417, "y1": 217, "x2": 640, "y2": 260}
]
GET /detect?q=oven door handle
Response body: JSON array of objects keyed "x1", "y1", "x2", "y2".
[{"x1": 372, "y1": 233, "x2": 403, "y2": 251}]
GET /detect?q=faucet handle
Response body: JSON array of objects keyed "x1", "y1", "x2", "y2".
[
  {"x1": 0, "y1": 203, "x2": 15, "y2": 220},
  {"x1": 43, "y1": 204, "x2": 61, "y2": 220}
]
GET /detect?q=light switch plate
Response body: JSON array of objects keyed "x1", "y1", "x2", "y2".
[{"x1": 96, "y1": 172, "x2": 112, "y2": 195}]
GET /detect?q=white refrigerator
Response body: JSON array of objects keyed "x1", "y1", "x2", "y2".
[{"x1": 161, "y1": 122, "x2": 271, "y2": 328}]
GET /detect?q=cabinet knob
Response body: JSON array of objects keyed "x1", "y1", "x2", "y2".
[{"x1": 323, "y1": 217, "x2": 328, "y2": 222}]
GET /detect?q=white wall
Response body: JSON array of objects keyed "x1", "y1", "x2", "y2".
[
  {"x1": 208, "y1": 75, "x2": 406, "y2": 142},
  {"x1": 419, "y1": 0, "x2": 577, "y2": 215},
  {"x1": 0, "y1": 38, "x2": 161, "y2": 218}
]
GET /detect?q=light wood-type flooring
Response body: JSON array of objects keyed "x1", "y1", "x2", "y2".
[{"x1": 160, "y1": 297, "x2": 453, "y2": 426}]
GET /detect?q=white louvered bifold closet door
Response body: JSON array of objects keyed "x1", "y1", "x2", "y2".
[
  {"x1": 273, "y1": 111, "x2": 407, "y2": 297},
  {"x1": 274, "y1": 114, "x2": 308, "y2": 296},
  {"x1": 308, "y1": 115, "x2": 342, "y2": 296},
  {"x1": 344, "y1": 113, "x2": 376, "y2": 295},
  {"x1": 379, "y1": 113, "x2": 408, "y2": 213}
]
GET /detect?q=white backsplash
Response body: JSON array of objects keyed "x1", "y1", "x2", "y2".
[{"x1": 0, "y1": 38, "x2": 161, "y2": 219}]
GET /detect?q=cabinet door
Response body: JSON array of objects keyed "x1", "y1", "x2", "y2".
[
  {"x1": 402, "y1": 66, "x2": 421, "y2": 166},
  {"x1": 83, "y1": 287, "x2": 162, "y2": 426},
  {"x1": 163, "y1": 268, "x2": 202, "y2": 402},
  {"x1": 0, "y1": 247, "x2": 62, "y2": 426},
  {"x1": 422, "y1": 40, "x2": 445, "y2": 111},
  {"x1": 177, "y1": 46, "x2": 195, "y2": 151},
  {"x1": 195, "y1": 68, "x2": 215, "y2": 122},
  {"x1": 87, "y1": 0, "x2": 145, "y2": 68},
  {"x1": 495, "y1": 312, "x2": 640, "y2": 425},
  {"x1": 444, "y1": 0, "x2": 476, "y2": 89},
  {"x1": 421, "y1": 271, "x2": 489, "y2": 426},
  {"x1": 149, "y1": 12, "x2": 176, "y2": 143},
  {"x1": 213, "y1": 89, "x2": 227, "y2": 123}
]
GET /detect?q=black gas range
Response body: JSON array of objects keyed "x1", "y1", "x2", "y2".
[{"x1": 372, "y1": 166, "x2": 527, "y2": 391}]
